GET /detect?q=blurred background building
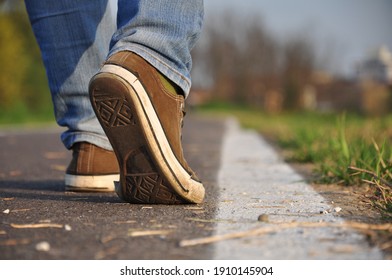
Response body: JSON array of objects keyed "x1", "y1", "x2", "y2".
[{"x1": 356, "y1": 45, "x2": 392, "y2": 85}]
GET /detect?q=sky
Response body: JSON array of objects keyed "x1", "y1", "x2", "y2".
[{"x1": 203, "y1": 0, "x2": 392, "y2": 77}]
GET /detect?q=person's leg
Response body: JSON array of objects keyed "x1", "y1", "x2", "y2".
[
  {"x1": 25, "y1": 0, "x2": 119, "y2": 191},
  {"x1": 109, "y1": 0, "x2": 204, "y2": 96},
  {"x1": 25, "y1": 0, "x2": 115, "y2": 150},
  {"x1": 89, "y1": 0, "x2": 205, "y2": 203}
]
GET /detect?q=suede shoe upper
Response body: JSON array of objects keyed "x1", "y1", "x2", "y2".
[
  {"x1": 105, "y1": 51, "x2": 199, "y2": 181},
  {"x1": 66, "y1": 142, "x2": 119, "y2": 176}
]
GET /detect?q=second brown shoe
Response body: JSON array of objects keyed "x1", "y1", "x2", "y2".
[
  {"x1": 89, "y1": 51, "x2": 204, "y2": 204},
  {"x1": 65, "y1": 142, "x2": 119, "y2": 192}
]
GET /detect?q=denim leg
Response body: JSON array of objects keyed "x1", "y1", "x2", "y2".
[
  {"x1": 25, "y1": 0, "x2": 202, "y2": 151},
  {"x1": 109, "y1": 0, "x2": 204, "y2": 96},
  {"x1": 25, "y1": 0, "x2": 116, "y2": 150}
]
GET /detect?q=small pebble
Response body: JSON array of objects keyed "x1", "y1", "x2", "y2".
[
  {"x1": 334, "y1": 207, "x2": 342, "y2": 213},
  {"x1": 257, "y1": 214, "x2": 269, "y2": 222},
  {"x1": 64, "y1": 224, "x2": 72, "y2": 231},
  {"x1": 3, "y1": 209, "x2": 10, "y2": 214},
  {"x1": 35, "y1": 241, "x2": 50, "y2": 252}
]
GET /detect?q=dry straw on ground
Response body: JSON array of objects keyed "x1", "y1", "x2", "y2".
[{"x1": 179, "y1": 221, "x2": 392, "y2": 247}]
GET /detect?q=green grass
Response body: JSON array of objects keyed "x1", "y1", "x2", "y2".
[
  {"x1": 0, "y1": 101, "x2": 55, "y2": 126},
  {"x1": 197, "y1": 102, "x2": 392, "y2": 218}
]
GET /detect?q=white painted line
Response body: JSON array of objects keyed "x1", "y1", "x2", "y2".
[{"x1": 213, "y1": 118, "x2": 382, "y2": 259}]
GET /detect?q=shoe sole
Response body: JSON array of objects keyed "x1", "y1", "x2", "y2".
[
  {"x1": 89, "y1": 64, "x2": 205, "y2": 204},
  {"x1": 65, "y1": 174, "x2": 119, "y2": 192}
]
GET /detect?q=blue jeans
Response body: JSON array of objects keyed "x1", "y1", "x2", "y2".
[{"x1": 24, "y1": 0, "x2": 204, "y2": 150}]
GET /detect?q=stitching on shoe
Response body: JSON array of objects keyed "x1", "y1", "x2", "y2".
[
  {"x1": 87, "y1": 144, "x2": 93, "y2": 173},
  {"x1": 77, "y1": 144, "x2": 83, "y2": 173}
]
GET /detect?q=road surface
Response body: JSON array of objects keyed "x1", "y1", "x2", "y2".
[{"x1": 0, "y1": 114, "x2": 385, "y2": 259}]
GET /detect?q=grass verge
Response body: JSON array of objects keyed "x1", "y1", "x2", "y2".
[{"x1": 196, "y1": 102, "x2": 392, "y2": 220}]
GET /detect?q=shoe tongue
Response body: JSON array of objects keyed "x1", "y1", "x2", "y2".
[{"x1": 157, "y1": 71, "x2": 184, "y2": 97}]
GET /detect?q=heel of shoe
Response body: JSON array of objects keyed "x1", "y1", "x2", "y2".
[
  {"x1": 65, "y1": 173, "x2": 119, "y2": 192},
  {"x1": 122, "y1": 173, "x2": 183, "y2": 204},
  {"x1": 90, "y1": 66, "x2": 205, "y2": 204}
]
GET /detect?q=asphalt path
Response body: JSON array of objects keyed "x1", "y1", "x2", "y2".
[{"x1": 0, "y1": 114, "x2": 385, "y2": 259}]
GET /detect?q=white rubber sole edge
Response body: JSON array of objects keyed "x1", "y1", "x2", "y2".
[
  {"x1": 99, "y1": 64, "x2": 205, "y2": 203},
  {"x1": 64, "y1": 174, "x2": 119, "y2": 192}
]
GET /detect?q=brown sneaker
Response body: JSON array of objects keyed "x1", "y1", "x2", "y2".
[
  {"x1": 65, "y1": 142, "x2": 120, "y2": 192},
  {"x1": 89, "y1": 51, "x2": 204, "y2": 204}
]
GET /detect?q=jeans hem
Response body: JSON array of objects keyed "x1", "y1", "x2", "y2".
[{"x1": 62, "y1": 132, "x2": 113, "y2": 151}]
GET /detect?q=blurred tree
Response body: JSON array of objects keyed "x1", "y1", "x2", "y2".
[
  {"x1": 282, "y1": 36, "x2": 316, "y2": 110},
  {"x1": 192, "y1": 12, "x2": 318, "y2": 112},
  {"x1": 241, "y1": 19, "x2": 279, "y2": 107},
  {"x1": 0, "y1": 10, "x2": 28, "y2": 108},
  {"x1": 202, "y1": 12, "x2": 242, "y2": 103},
  {"x1": 0, "y1": 0, "x2": 52, "y2": 123}
]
